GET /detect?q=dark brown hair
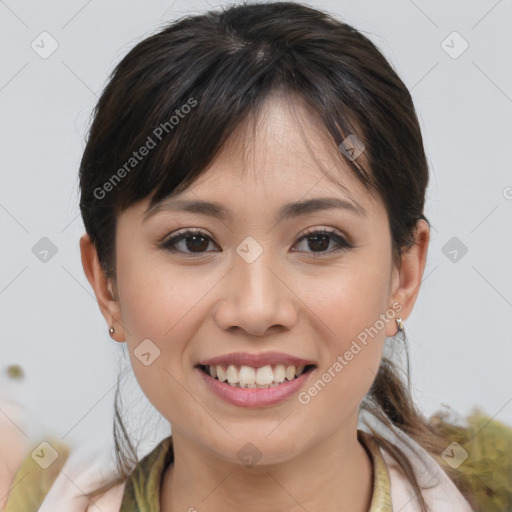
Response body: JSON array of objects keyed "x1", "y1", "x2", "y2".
[{"x1": 79, "y1": 2, "x2": 469, "y2": 509}]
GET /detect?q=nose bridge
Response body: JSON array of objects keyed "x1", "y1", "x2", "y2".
[
  {"x1": 234, "y1": 238, "x2": 280, "y2": 311},
  {"x1": 215, "y1": 236, "x2": 296, "y2": 335}
]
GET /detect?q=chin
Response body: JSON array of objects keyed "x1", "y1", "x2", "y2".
[{"x1": 210, "y1": 432, "x2": 304, "y2": 467}]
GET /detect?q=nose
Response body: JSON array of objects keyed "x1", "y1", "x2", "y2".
[{"x1": 213, "y1": 249, "x2": 298, "y2": 337}]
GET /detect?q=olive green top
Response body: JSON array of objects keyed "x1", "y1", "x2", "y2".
[{"x1": 118, "y1": 430, "x2": 392, "y2": 511}]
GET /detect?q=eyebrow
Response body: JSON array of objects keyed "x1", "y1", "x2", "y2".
[{"x1": 143, "y1": 196, "x2": 366, "y2": 223}]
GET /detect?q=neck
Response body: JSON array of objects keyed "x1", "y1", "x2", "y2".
[{"x1": 160, "y1": 422, "x2": 374, "y2": 512}]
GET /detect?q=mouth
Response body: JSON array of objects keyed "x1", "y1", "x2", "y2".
[{"x1": 196, "y1": 363, "x2": 317, "y2": 389}]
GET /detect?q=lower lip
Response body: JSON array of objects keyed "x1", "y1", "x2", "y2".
[{"x1": 196, "y1": 366, "x2": 315, "y2": 408}]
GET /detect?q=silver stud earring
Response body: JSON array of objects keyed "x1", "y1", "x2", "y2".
[{"x1": 109, "y1": 326, "x2": 115, "y2": 336}]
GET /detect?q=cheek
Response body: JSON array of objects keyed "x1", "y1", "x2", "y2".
[
  {"x1": 114, "y1": 249, "x2": 219, "y2": 387},
  {"x1": 114, "y1": 251, "x2": 203, "y2": 419},
  {"x1": 300, "y1": 253, "x2": 391, "y2": 407},
  {"x1": 116, "y1": 247, "x2": 202, "y2": 341},
  {"x1": 307, "y1": 251, "x2": 392, "y2": 346}
]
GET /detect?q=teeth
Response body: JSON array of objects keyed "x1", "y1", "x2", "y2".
[
  {"x1": 204, "y1": 363, "x2": 310, "y2": 388},
  {"x1": 274, "y1": 364, "x2": 286, "y2": 383},
  {"x1": 226, "y1": 364, "x2": 239, "y2": 384},
  {"x1": 285, "y1": 365, "x2": 296, "y2": 380},
  {"x1": 216, "y1": 365, "x2": 227, "y2": 382},
  {"x1": 255, "y1": 365, "x2": 274, "y2": 385},
  {"x1": 239, "y1": 366, "x2": 256, "y2": 386}
]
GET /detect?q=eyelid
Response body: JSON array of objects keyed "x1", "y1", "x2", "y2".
[
  {"x1": 300, "y1": 226, "x2": 348, "y2": 241},
  {"x1": 158, "y1": 227, "x2": 213, "y2": 244}
]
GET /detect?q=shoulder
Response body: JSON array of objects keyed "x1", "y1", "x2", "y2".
[
  {"x1": 373, "y1": 407, "x2": 512, "y2": 512},
  {"x1": 36, "y1": 440, "x2": 127, "y2": 511},
  {"x1": 380, "y1": 447, "x2": 474, "y2": 512},
  {"x1": 362, "y1": 414, "x2": 475, "y2": 512},
  {"x1": 0, "y1": 393, "x2": 49, "y2": 510},
  {"x1": 0, "y1": 393, "x2": 128, "y2": 512},
  {"x1": 0, "y1": 397, "x2": 31, "y2": 509},
  {"x1": 85, "y1": 482, "x2": 126, "y2": 512}
]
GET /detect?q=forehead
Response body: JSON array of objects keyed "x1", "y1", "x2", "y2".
[{"x1": 184, "y1": 92, "x2": 371, "y2": 204}]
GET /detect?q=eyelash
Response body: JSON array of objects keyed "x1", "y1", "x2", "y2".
[{"x1": 159, "y1": 227, "x2": 353, "y2": 257}]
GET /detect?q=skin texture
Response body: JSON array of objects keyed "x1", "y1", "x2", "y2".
[{"x1": 81, "y1": 92, "x2": 429, "y2": 512}]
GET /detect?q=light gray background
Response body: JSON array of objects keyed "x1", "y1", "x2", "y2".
[{"x1": 1, "y1": 0, "x2": 511, "y2": 457}]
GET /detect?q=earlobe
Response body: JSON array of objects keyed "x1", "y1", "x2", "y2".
[
  {"x1": 385, "y1": 219, "x2": 430, "y2": 337},
  {"x1": 79, "y1": 233, "x2": 126, "y2": 342}
]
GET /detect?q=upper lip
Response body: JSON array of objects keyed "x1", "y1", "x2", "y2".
[{"x1": 197, "y1": 351, "x2": 317, "y2": 368}]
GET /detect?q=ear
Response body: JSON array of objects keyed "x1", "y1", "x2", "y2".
[
  {"x1": 385, "y1": 219, "x2": 430, "y2": 337},
  {"x1": 80, "y1": 233, "x2": 126, "y2": 342}
]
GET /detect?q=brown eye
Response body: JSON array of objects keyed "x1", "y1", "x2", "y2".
[
  {"x1": 161, "y1": 229, "x2": 217, "y2": 254},
  {"x1": 292, "y1": 228, "x2": 352, "y2": 255}
]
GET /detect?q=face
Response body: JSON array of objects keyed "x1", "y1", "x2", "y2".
[{"x1": 98, "y1": 93, "x2": 409, "y2": 465}]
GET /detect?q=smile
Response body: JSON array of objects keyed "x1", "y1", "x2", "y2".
[
  {"x1": 195, "y1": 363, "x2": 317, "y2": 408},
  {"x1": 198, "y1": 363, "x2": 315, "y2": 388}
]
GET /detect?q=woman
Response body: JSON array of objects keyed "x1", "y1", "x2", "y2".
[{"x1": 2, "y1": 2, "x2": 510, "y2": 511}]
